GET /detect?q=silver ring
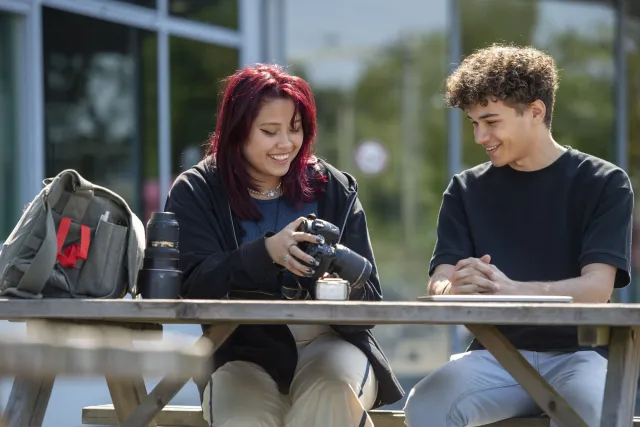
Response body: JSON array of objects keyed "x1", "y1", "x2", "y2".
[{"x1": 283, "y1": 254, "x2": 290, "y2": 264}]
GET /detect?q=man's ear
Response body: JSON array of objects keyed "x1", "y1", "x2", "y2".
[{"x1": 529, "y1": 100, "x2": 546, "y2": 124}]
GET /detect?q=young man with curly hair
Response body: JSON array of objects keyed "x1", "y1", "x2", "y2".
[{"x1": 404, "y1": 44, "x2": 634, "y2": 427}]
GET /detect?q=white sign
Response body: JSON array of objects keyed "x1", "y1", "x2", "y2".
[{"x1": 354, "y1": 140, "x2": 388, "y2": 175}]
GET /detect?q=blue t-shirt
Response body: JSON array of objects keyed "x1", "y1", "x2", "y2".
[
  {"x1": 240, "y1": 197, "x2": 318, "y2": 294},
  {"x1": 240, "y1": 197, "x2": 318, "y2": 243}
]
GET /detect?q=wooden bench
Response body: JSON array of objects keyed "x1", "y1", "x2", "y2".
[{"x1": 86, "y1": 404, "x2": 640, "y2": 427}]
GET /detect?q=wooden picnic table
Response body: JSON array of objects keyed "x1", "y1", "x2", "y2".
[{"x1": 0, "y1": 298, "x2": 638, "y2": 427}]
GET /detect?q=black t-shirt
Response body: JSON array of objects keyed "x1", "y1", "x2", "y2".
[{"x1": 429, "y1": 147, "x2": 633, "y2": 353}]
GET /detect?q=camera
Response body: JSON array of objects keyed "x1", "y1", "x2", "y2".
[
  {"x1": 137, "y1": 212, "x2": 182, "y2": 299},
  {"x1": 296, "y1": 214, "x2": 372, "y2": 300}
]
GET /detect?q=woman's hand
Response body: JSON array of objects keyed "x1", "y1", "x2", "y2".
[{"x1": 265, "y1": 217, "x2": 323, "y2": 277}]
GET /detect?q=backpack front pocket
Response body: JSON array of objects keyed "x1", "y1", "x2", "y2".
[{"x1": 76, "y1": 218, "x2": 127, "y2": 298}]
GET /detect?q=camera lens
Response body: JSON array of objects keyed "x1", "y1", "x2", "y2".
[
  {"x1": 137, "y1": 212, "x2": 182, "y2": 299},
  {"x1": 331, "y1": 244, "x2": 372, "y2": 289},
  {"x1": 147, "y1": 212, "x2": 179, "y2": 244}
]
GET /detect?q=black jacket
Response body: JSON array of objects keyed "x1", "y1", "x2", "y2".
[{"x1": 164, "y1": 157, "x2": 404, "y2": 408}]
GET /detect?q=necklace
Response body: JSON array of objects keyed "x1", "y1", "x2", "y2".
[{"x1": 248, "y1": 182, "x2": 282, "y2": 198}]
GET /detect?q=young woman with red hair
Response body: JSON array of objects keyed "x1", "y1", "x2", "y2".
[{"x1": 165, "y1": 64, "x2": 403, "y2": 427}]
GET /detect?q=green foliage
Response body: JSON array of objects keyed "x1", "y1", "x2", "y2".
[
  {"x1": 169, "y1": 0, "x2": 238, "y2": 30},
  {"x1": 460, "y1": 0, "x2": 538, "y2": 54},
  {"x1": 549, "y1": 26, "x2": 615, "y2": 162},
  {"x1": 460, "y1": 0, "x2": 540, "y2": 168}
]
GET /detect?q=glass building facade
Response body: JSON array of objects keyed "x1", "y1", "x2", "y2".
[{"x1": 1, "y1": 0, "x2": 639, "y2": 418}]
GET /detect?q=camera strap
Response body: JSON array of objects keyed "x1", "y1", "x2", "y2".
[{"x1": 282, "y1": 282, "x2": 311, "y2": 300}]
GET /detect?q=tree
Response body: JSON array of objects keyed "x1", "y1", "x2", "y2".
[
  {"x1": 460, "y1": 0, "x2": 540, "y2": 169},
  {"x1": 461, "y1": 0, "x2": 538, "y2": 54}
]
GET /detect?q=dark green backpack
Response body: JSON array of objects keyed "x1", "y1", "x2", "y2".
[{"x1": 0, "y1": 169, "x2": 145, "y2": 298}]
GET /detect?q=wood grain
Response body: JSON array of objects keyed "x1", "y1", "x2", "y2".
[
  {"x1": 600, "y1": 327, "x2": 640, "y2": 427},
  {"x1": 4, "y1": 377, "x2": 54, "y2": 427},
  {"x1": 1, "y1": 299, "x2": 640, "y2": 326},
  {"x1": 82, "y1": 405, "x2": 555, "y2": 427}
]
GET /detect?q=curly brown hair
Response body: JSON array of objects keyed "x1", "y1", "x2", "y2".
[{"x1": 445, "y1": 43, "x2": 559, "y2": 127}]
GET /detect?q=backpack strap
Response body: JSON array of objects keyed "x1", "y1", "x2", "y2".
[
  {"x1": 6, "y1": 200, "x2": 58, "y2": 298},
  {"x1": 60, "y1": 191, "x2": 93, "y2": 223},
  {"x1": 48, "y1": 170, "x2": 94, "y2": 223},
  {"x1": 4, "y1": 169, "x2": 92, "y2": 298}
]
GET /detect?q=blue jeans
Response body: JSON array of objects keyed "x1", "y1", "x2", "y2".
[{"x1": 404, "y1": 350, "x2": 606, "y2": 427}]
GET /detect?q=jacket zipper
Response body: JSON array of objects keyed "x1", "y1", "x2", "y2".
[
  {"x1": 337, "y1": 192, "x2": 357, "y2": 243},
  {"x1": 227, "y1": 203, "x2": 239, "y2": 249}
]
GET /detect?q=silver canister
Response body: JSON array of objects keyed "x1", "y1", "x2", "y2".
[{"x1": 314, "y1": 278, "x2": 350, "y2": 301}]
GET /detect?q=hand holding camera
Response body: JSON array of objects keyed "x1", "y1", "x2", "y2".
[
  {"x1": 265, "y1": 217, "x2": 325, "y2": 277},
  {"x1": 266, "y1": 214, "x2": 371, "y2": 300},
  {"x1": 295, "y1": 214, "x2": 372, "y2": 293}
]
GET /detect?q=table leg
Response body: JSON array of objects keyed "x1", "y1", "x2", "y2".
[
  {"x1": 466, "y1": 324, "x2": 587, "y2": 427},
  {"x1": 3, "y1": 376, "x2": 55, "y2": 427},
  {"x1": 120, "y1": 323, "x2": 238, "y2": 427},
  {"x1": 599, "y1": 326, "x2": 640, "y2": 427},
  {"x1": 2, "y1": 320, "x2": 57, "y2": 427},
  {"x1": 106, "y1": 376, "x2": 157, "y2": 427}
]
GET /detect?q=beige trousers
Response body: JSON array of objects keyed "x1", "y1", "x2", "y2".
[{"x1": 202, "y1": 332, "x2": 378, "y2": 427}]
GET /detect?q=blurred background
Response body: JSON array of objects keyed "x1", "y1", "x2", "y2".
[{"x1": 1, "y1": 0, "x2": 640, "y2": 425}]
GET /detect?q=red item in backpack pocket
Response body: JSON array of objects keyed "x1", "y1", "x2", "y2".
[{"x1": 56, "y1": 217, "x2": 91, "y2": 268}]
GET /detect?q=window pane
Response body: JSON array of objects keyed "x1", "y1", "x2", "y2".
[
  {"x1": 117, "y1": 0, "x2": 157, "y2": 8},
  {"x1": 169, "y1": 0, "x2": 238, "y2": 29},
  {"x1": 169, "y1": 37, "x2": 238, "y2": 178},
  {"x1": 43, "y1": 8, "x2": 157, "y2": 218},
  {"x1": 460, "y1": 0, "x2": 616, "y2": 169},
  {"x1": 140, "y1": 33, "x2": 159, "y2": 223},
  {"x1": 0, "y1": 13, "x2": 19, "y2": 240},
  {"x1": 285, "y1": 0, "x2": 450, "y2": 410}
]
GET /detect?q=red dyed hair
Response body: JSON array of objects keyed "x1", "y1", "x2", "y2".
[{"x1": 208, "y1": 64, "x2": 320, "y2": 220}]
